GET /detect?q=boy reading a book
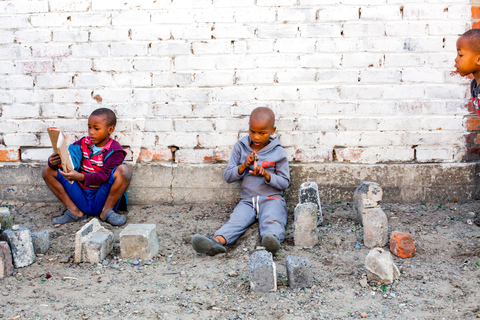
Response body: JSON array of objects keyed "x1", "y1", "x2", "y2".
[{"x1": 43, "y1": 108, "x2": 131, "y2": 226}]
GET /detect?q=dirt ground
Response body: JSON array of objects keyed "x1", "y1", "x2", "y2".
[{"x1": 0, "y1": 199, "x2": 479, "y2": 320}]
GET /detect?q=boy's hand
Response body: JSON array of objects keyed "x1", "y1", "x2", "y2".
[
  {"x1": 48, "y1": 153, "x2": 61, "y2": 166},
  {"x1": 244, "y1": 151, "x2": 256, "y2": 168},
  {"x1": 249, "y1": 157, "x2": 271, "y2": 182},
  {"x1": 59, "y1": 165, "x2": 84, "y2": 182}
]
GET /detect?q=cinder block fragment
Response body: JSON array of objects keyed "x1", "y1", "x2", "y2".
[
  {"x1": 0, "y1": 241, "x2": 14, "y2": 279},
  {"x1": 31, "y1": 231, "x2": 49, "y2": 255},
  {"x1": 298, "y1": 181, "x2": 323, "y2": 225},
  {"x1": 0, "y1": 226, "x2": 35, "y2": 268},
  {"x1": 363, "y1": 207, "x2": 388, "y2": 248},
  {"x1": 353, "y1": 181, "x2": 383, "y2": 225},
  {"x1": 365, "y1": 248, "x2": 400, "y2": 285},
  {"x1": 286, "y1": 256, "x2": 313, "y2": 289},
  {"x1": 120, "y1": 224, "x2": 159, "y2": 260},
  {"x1": 0, "y1": 207, "x2": 13, "y2": 230},
  {"x1": 75, "y1": 219, "x2": 111, "y2": 263},
  {"x1": 390, "y1": 231, "x2": 415, "y2": 258},
  {"x1": 249, "y1": 250, "x2": 277, "y2": 292},
  {"x1": 293, "y1": 203, "x2": 318, "y2": 247},
  {"x1": 82, "y1": 229, "x2": 114, "y2": 264}
]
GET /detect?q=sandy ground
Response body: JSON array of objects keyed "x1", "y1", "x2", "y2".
[{"x1": 0, "y1": 199, "x2": 479, "y2": 320}]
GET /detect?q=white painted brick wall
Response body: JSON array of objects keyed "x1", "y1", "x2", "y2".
[{"x1": 0, "y1": 0, "x2": 473, "y2": 164}]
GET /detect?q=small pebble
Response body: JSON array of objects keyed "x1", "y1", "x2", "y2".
[
  {"x1": 361, "y1": 312, "x2": 367, "y2": 318},
  {"x1": 12, "y1": 225, "x2": 19, "y2": 231}
]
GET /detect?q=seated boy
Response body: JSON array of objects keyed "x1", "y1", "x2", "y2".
[
  {"x1": 454, "y1": 29, "x2": 480, "y2": 226},
  {"x1": 192, "y1": 107, "x2": 290, "y2": 255},
  {"x1": 43, "y1": 108, "x2": 132, "y2": 227}
]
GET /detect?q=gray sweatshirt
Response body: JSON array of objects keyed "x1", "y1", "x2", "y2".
[{"x1": 224, "y1": 135, "x2": 290, "y2": 199}]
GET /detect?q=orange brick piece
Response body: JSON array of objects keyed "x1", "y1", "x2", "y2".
[
  {"x1": 390, "y1": 231, "x2": 415, "y2": 258},
  {"x1": 0, "y1": 149, "x2": 20, "y2": 162}
]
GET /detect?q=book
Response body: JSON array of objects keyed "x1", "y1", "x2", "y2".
[{"x1": 47, "y1": 127, "x2": 74, "y2": 184}]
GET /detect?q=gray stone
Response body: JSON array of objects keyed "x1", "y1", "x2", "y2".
[
  {"x1": 0, "y1": 226, "x2": 35, "y2": 268},
  {"x1": 353, "y1": 181, "x2": 383, "y2": 225},
  {"x1": 0, "y1": 207, "x2": 13, "y2": 231},
  {"x1": 31, "y1": 231, "x2": 49, "y2": 255},
  {"x1": 293, "y1": 203, "x2": 318, "y2": 247},
  {"x1": 298, "y1": 181, "x2": 323, "y2": 225},
  {"x1": 363, "y1": 207, "x2": 388, "y2": 248},
  {"x1": 286, "y1": 256, "x2": 313, "y2": 289},
  {"x1": 82, "y1": 229, "x2": 114, "y2": 264},
  {"x1": 248, "y1": 250, "x2": 277, "y2": 292},
  {"x1": 75, "y1": 219, "x2": 112, "y2": 264},
  {"x1": 365, "y1": 248, "x2": 400, "y2": 285},
  {"x1": 0, "y1": 241, "x2": 14, "y2": 279},
  {"x1": 120, "y1": 224, "x2": 159, "y2": 260}
]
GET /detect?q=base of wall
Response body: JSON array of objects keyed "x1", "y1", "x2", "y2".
[{"x1": 0, "y1": 163, "x2": 478, "y2": 204}]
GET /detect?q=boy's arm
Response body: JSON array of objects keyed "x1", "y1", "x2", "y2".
[
  {"x1": 264, "y1": 151, "x2": 290, "y2": 191},
  {"x1": 223, "y1": 143, "x2": 243, "y2": 183},
  {"x1": 83, "y1": 151, "x2": 125, "y2": 186}
]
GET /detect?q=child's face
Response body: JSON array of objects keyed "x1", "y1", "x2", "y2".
[
  {"x1": 455, "y1": 36, "x2": 480, "y2": 77},
  {"x1": 88, "y1": 115, "x2": 114, "y2": 147},
  {"x1": 249, "y1": 117, "x2": 276, "y2": 151}
]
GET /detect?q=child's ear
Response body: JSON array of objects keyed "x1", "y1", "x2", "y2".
[
  {"x1": 108, "y1": 125, "x2": 115, "y2": 135},
  {"x1": 271, "y1": 126, "x2": 276, "y2": 135},
  {"x1": 476, "y1": 55, "x2": 480, "y2": 66}
]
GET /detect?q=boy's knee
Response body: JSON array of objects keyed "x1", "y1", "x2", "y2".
[
  {"x1": 117, "y1": 164, "x2": 132, "y2": 181},
  {"x1": 42, "y1": 165, "x2": 54, "y2": 181}
]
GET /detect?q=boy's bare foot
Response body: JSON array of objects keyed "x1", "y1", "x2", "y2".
[
  {"x1": 192, "y1": 234, "x2": 226, "y2": 256},
  {"x1": 52, "y1": 210, "x2": 87, "y2": 227}
]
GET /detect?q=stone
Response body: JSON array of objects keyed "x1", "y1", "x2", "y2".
[
  {"x1": 298, "y1": 181, "x2": 323, "y2": 225},
  {"x1": 286, "y1": 256, "x2": 313, "y2": 289},
  {"x1": 0, "y1": 241, "x2": 14, "y2": 279},
  {"x1": 0, "y1": 226, "x2": 35, "y2": 268},
  {"x1": 363, "y1": 207, "x2": 388, "y2": 248},
  {"x1": 249, "y1": 250, "x2": 277, "y2": 292},
  {"x1": 82, "y1": 229, "x2": 114, "y2": 264},
  {"x1": 353, "y1": 181, "x2": 383, "y2": 225},
  {"x1": 31, "y1": 231, "x2": 49, "y2": 255},
  {"x1": 293, "y1": 203, "x2": 318, "y2": 247},
  {"x1": 365, "y1": 248, "x2": 400, "y2": 285},
  {"x1": 390, "y1": 231, "x2": 415, "y2": 258},
  {"x1": 0, "y1": 207, "x2": 13, "y2": 230},
  {"x1": 120, "y1": 224, "x2": 159, "y2": 260},
  {"x1": 75, "y1": 219, "x2": 112, "y2": 263}
]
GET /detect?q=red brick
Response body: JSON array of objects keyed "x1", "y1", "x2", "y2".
[
  {"x1": 390, "y1": 231, "x2": 415, "y2": 258},
  {"x1": 214, "y1": 147, "x2": 232, "y2": 161},
  {"x1": 0, "y1": 149, "x2": 20, "y2": 162},
  {"x1": 473, "y1": 21, "x2": 480, "y2": 29},
  {"x1": 137, "y1": 148, "x2": 172, "y2": 162},
  {"x1": 334, "y1": 148, "x2": 364, "y2": 162},
  {"x1": 472, "y1": 6, "x2": 480, "y2": 19},
  {"x1": 463, "y1": 147, "x2": 480, "y2": 161},
  {"x1": 465, "y1": 116, "x2": 480, "y2": 131}
]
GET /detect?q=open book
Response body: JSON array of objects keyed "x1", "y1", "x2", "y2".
[{"x1": 47, "y1": 127, "x2": 74, "y2": 184}]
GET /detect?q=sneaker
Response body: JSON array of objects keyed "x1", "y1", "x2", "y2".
[
  {"x1": 262, "y1": 232, "x2": 280, "y2": 254},
  {"x1": 191, "y1": 234, "x2": 226, "y2": 256}
]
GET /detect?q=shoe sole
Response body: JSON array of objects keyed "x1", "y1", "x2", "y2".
[
  {"x1": 262, "y1": 234, "x2": 280, "y2": 253},
  {"x1": 191, "y1": 234, "x2": 226, "y2": 256}
]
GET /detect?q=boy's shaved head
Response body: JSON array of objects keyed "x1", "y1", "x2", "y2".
[
  {"x1": 461, "y1": 29, "x2": 480, "y2": 53},
  {"x1": 250, "y1": 107, "x2": 275, "y2": 128},
  {"x1": 90, "y1": 108, "x2": 117, "y2": 127}
]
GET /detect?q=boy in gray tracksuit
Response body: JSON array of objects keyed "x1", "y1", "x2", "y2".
[{"x1": 192, "y1": 107, "x2": 290, "y2": 255}]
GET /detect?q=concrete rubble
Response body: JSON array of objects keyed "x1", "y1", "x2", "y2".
[
  {"x1": 390, "y1": 231, "x2": 415, "y2": 258},
  {"x1": 298, "y1": 181, "x2": 323, "y2": 225},
  {"x1": 365, "y1": 248, "x2": 400, "y2": 285},
  {"x1": 353, "y1": 181, "x2": 383, "y2": 226},
  {"x1": 75, "y1": 219, "x2": 113, "y2": 264},
  {"x1": 293, "y1": 203, "x2": 318, "y2": 247},
  {"x1": 248, "y1": 250, "x2": 277, "y2": 292},
  {"x1": 0, "y1": 207, "x2": 13, "y2": 231},
  {"x1": 31, "y1": 231, "x2": 49, "y2": 255},
  {"x1": 363, "y1": 207, "x2": 388, "y2": 248},
  {"x1": 286, "y1": 256, "x2": 313, "y2": 289},
  {"x1": 120, "y1": 224, "x2": 159, "y2": 260},
  {"x1": 0, "y1": 241, "x2": 14, "y2": 279},
  {"x1": 0, "y1": 226, "x2": 35, "y2": 268}
]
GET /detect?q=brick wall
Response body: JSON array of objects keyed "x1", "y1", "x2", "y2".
[{"x1": 0, "y1": 0, "x2": 474, "y2": 165}]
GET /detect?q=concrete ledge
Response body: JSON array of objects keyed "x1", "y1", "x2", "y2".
[{"x1": 0, "y1": 162, "x2": 478, "y2": 204}]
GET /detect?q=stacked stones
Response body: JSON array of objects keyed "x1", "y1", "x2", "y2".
[
  {"x1": 0, "y1": 207, "x2": 49, "y2": 279},
  {"x1": 294, "y1": 181, "x2": 322, "y2": 247}
]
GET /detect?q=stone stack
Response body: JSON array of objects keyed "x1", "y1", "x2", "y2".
[
  {"x1": 293, "y1": 203, "x2": 318, "y2": 247},
  {"x1": 353, "y1": 181, "x2": 383, "y2": 226},
  {"x1": 298, "y1": 181, "x2": 323, "y2": 226}
]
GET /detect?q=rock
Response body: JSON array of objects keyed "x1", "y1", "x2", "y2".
[
  {"x1": 0, "y1": 241, "x2": 14, "y2": 279},
  {"x1": 298, "y1": 181, "x2": 323, "y2": 225},
  {"x1": 0, "y1": 207, "x2": 13, "y2": 231},
  {"x1": 31, "y1": 231, "x2": 49, "y2": 255},
  {"x1": 82, "y1": 228, "x2": 114, "y2": 264},
  {"x1": 353, "y1": 181, "x2": 383, "y2": 225},
  {"x1": 120, "y1": 224, "x2": 159, "y2": 260},
  {"x1": 293, "y1": 203, "x2": 318, "y2": 247},
  {"x1": 0, "y1": 226, "x2": 35, "y2": 268},
  {"x1": 363, "y1": 208, "x2": 388, "y2": 248},
  {"x1": 365, "y1": 248, "x2": 400, "y2": 285},
  {"x1": 249, "y1": 250, "x2": 277, "y2": 292},
  {"x1": 389, "y1": 231, "x2": 415, "y2": 258},
  {"x1": 285, "y1": 256, "x2": 313, "y2": 289},
  {"x1": 359, "y1": 277, "x2": 368, "y2": 287},
  {"x1": 75, "y1": 219, "x2": 113, "y2": 264}
]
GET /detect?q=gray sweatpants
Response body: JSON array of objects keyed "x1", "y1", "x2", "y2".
[{"x1": 214, "y1": 196, "x2": 287, "y2": 245}]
